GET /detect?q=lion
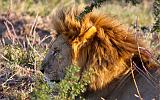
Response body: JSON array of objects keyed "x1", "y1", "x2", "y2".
[{"x1": 41, "y1": 5, "x2": 160, "y2": 99}]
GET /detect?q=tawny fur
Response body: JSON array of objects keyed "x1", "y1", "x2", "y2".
[
  {"x1": 41, "y1": 5, "x2": 159, "y2": 99},
  {"x1": 51, "y1": 5, "x2": 157, "y2": 91}
]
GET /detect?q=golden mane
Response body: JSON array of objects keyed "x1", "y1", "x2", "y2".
[{"x1": 51, "y1": 5, "x2": 157, "y2": 91}]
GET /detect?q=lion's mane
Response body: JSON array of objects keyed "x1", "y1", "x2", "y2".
[{"x1": 51, "y1": 5, "x2": 157, "y2": 93}]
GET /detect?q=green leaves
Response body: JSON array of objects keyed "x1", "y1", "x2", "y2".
[
  {"x1": 152, "y1": 0, "x2": 160, "y2": 32},
  {"x1": 54, "y1": 65, "x2": 91, "y2": 100},
  {"x1": 30, "y1": 78, "x2": 53, "y2": 100},
  {"x1": 3, "y1": 45, "x2": 45, "y2": 69},
  {"x1": 77, "y1": 0, "x2": 107, "y2": 20}
]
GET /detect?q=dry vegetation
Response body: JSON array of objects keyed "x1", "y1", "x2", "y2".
[{"x1": 0, "y1": 0, "x2": 159, "y2": 99}]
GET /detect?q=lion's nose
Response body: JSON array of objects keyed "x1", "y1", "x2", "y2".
[{"x1": 40, "y1": 59, "x2": 48, "y2": 73}]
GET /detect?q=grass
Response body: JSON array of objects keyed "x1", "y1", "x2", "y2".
[
  {"x1": 102, "y1": 3, "x2": 154, "y2": 26},
  {"x1": 0, "y1": 0, "x2": 159, "y2": 99},
  {"x1": 0, "y1": 0, "x2": 155, "y2": 26},
  {"x1": 0, "y1": 0, "x2": 74, "y2": 16}
]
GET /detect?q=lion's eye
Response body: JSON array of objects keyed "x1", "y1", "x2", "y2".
[
  {"x1": 51, "y1": 51, "x2": 57, "y2": 56},
  {"x1": 51, "y1": 47, "x2": 60, "y2": 56}
]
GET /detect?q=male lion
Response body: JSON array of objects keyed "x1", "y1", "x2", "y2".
[{"x1": 41, "y1": 5, "x2": 160, "y2": 99}]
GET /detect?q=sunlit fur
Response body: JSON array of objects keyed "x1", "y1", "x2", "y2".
[{"x1": 51, "y1": 5, "x2": 157, "y2": 91}]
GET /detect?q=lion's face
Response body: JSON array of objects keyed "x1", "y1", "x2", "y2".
[{"x1": 41, "y1": 35, "x2": 71, "y2": 82}]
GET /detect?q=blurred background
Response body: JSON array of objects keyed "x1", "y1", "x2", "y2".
[{"x1": 0, "y1": 0, "x2": 155, "y2": 26}]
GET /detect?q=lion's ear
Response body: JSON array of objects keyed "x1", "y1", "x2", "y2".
[
  {"x1": 80, "y1": 26, "x2": 97, "y2": 42},
  {"x1": 72, "y1": 26, "x2": 97, "y2": 64},
  {"x1": 72, "y1": 26, "x2": 97, "y2": 49}
]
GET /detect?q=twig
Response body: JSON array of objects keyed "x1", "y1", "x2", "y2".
[
  {"x1": 133, "y1": 62, "x2": 158, "y2": 89},
  {"x1": 39, "y1": 35, "x2": 52, "y2": 45},
  {"x1": 0, "y1": 54, "x2": 13, "y2": 64},
  {"x1": 4, "y1": 22, "x2": 15, "y2": 44},
  {"x1": 134, "y1": 16, "x2": 155, "y2": 82},
  {"x1": 2, "y1": 72, "x2": 17, "y2": 87},
  {"x1": 29, "y1": 13, "x2": 39, "y2": 36},
  {"x1": 77, "y1": 0, "x2": 107, "y2": 20},
  {"x1": 0, "y1": 38, "x2": 5, "y2": 46},
  {"x1": 4, "y1": 18, "x2": 23, "y2": 47},
  {"x1": 130, "y1": 58, "x2": 143, "y2": 100},
  {"x1": 26, "y1": 36, "x2": 42, "y2": 58}
]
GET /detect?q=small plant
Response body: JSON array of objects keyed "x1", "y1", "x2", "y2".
[
  {"x1": 2, "y1": 45, "x2": 47, "y2": 69},
  {"x1": 1, "y1": 41, "x2": 48, "y2": 99},
  {"x1": 54, "y1": 65, "x2": 91, "y2": 100},
  {"x1": 152, "y1": 0, "x2": 160, "y2": 32},
  {"x1": 77, "y1": 0, "x2": 107, "y2": 20},
  {"x1": 30, "y1": 65, "x2": 91, "y2": 100},
  {"x1": 30, "y1": 76, "x2": 53, "y2": 100}
]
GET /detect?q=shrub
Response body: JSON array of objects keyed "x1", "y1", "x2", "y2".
[{"x1": 54, "y1": 65, "x2": 91, "y2": 100}]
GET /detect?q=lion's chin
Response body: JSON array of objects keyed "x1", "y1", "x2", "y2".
[{"x1": 43, "y1": 73, "x2": 62, "y2": 84}]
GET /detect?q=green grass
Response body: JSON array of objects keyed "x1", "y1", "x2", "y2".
[
  {"x1": 0, "y1": 0, "x2": 73, "y2": 16},
  {"x1": 101, "y1": 3, "x2": 154, "y2": 26}
]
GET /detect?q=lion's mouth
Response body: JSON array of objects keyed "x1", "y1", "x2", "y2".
[
  {"x1": 41, "y1": 68, "x2": 64, "y2": 83},
  {"x1": 42, "y1": 73, "x2": 61, "y2": 84}
]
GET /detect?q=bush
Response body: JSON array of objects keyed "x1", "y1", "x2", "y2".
[
  {"x1": 54, "y1": 65, "x2": 91, "y2": 100},
  {"x1": 30, "y1": 77, "x2": 53, "y2": 100}
]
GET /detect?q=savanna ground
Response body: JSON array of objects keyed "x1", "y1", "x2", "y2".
[{"x1": 0, "y1": 0, "x2": 159, "y2": 100}]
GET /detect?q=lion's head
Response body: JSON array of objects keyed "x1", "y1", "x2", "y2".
[{"x1": 41, "y1": 5, "x2": 157, "y2": 94}]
